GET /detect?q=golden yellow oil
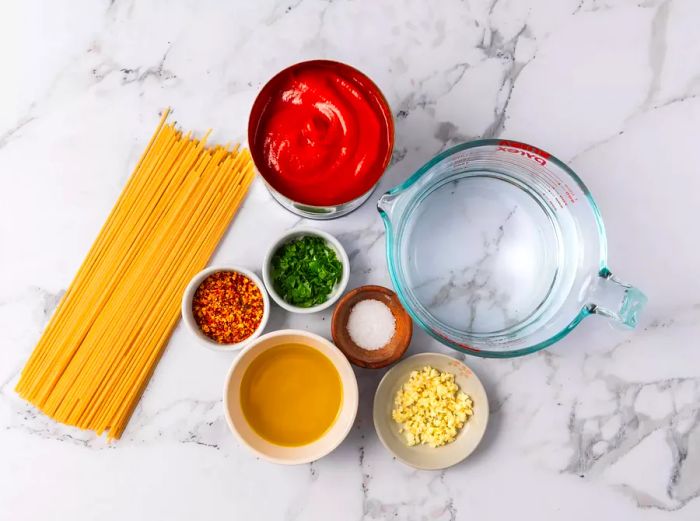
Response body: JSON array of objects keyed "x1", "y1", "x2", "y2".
[{"x1": 240, "y1": 343, "x2": 342, "y2": 446}]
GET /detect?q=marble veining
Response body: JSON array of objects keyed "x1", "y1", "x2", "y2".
[
  {"x1": 2, "y1": 0, "x2": 700, "y2": 519},
  {"x1": 422, "y1": 203, "x2": 520, "y2": 331}
]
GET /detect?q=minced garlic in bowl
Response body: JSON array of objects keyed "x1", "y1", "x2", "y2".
[{"x1": 391, "y1": 365, "x2": 473, "y2": 448}]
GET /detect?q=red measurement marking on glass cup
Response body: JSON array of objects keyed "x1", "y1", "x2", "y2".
[
  {"x1": 497, "y1": 140, "x2": 578, "y2": 209},
  {"x1": 497, "y1": 140, "x2": 550, "y2": 165}
]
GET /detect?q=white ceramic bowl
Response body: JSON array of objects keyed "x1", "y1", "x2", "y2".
[
  {"x1": 181, "y1": 266, "x2": 270, "y2": 352},
  {"x1": 262, "y1": 227, "x2": 350, "y2": 314},
  {"x1": 224, "y1": 329, "x2": 359, "y2": 464},
  {"x1": 373, "y1": 352, "x2": 489, "y2": 470}
]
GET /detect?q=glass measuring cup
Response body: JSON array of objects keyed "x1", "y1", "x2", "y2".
[{"x1": 378, "y1": 140, "x2": 646, "y2": 358}]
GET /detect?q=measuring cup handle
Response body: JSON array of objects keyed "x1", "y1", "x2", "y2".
[{"x1": 588, "y1": 268, "x2": 647, "y2": 328}]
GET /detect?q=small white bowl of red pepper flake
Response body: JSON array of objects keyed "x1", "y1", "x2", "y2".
[{"x1": 181, "y1": 266, "x2": 270, "y2": 351}]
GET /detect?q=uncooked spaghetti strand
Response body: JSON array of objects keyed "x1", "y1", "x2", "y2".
[
  {"x1": 23, "y1": 125, "x2": 184, "y2": 402},
  {"x1": 91, "y1": 154, "x2": 250, "y2": 431},
  {"x1": 16, "y1": 116, "x2": 175, "y2": 393},
  {"x1": 15, "y1": 110, "x2": 256, "y2": 441},
  {"x1": 80, "y1": 147, "x2": 246, "y2": 429},
  {"x1": 60, "y1": 147, "x2": 228, "y2": 422},
  {"x1": 106, "y1": 165, "x2": 254, "y2": 437},
  {"x1": 97, "y1": 155, "x2": 254, "y2": 433},
  {"x1": 52, "y1": 137, "x2": 216, "y2": 419}
]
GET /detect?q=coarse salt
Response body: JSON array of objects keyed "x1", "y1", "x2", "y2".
[{"x1": 347, "y1": 299, "x2": 396, "y2": 351}]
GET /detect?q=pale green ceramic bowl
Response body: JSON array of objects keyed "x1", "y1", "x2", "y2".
[{"x1": 373, "y1": 353, "x2": 489, "y2": 470}]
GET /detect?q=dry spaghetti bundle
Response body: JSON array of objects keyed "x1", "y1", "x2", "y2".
[{"x1": 16, "y1": 109, "x2": 255, "y2": 440}]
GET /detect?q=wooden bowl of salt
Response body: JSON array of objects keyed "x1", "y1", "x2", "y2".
[{"x1": 331, "y1": 285, "x2": 412, "y2": 369}]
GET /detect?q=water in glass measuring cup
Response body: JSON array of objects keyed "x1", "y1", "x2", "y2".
[
  {"x1": 405, "y1": 171, "x2": 577, "y2": 335},
  {"x1": 380, "y1": 139, "x2": 645, "y2": 357}
]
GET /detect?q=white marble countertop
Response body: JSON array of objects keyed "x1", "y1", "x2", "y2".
[{"x1": 2, "y1": 1, "x2": 700, "y2": 519}]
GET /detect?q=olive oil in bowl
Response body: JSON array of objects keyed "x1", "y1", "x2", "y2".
[{"x1": 240, "y1": 343, "x2": 342, "y2": 446}]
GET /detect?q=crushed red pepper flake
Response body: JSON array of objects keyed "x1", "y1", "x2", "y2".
[{"x1": 192, "y1": 271, "x2": 264, "y2": 344}]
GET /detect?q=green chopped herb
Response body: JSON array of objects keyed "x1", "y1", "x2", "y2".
[{"x1": 271, "y1": 235, "x2": 343, "y2": 308}]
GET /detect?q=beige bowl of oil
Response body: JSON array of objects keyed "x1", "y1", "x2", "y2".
[{"x1": 224, "y1": 329, "x2": 358, "y2": 464}]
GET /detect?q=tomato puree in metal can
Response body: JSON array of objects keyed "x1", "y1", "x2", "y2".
[{"x1": 249, "y1": 60, "x2": 394, "y2": 207}]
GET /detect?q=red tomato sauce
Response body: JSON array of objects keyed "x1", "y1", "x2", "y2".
[{"x1": 249, "y1": 61, "x2": 394, "y2": 207}]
